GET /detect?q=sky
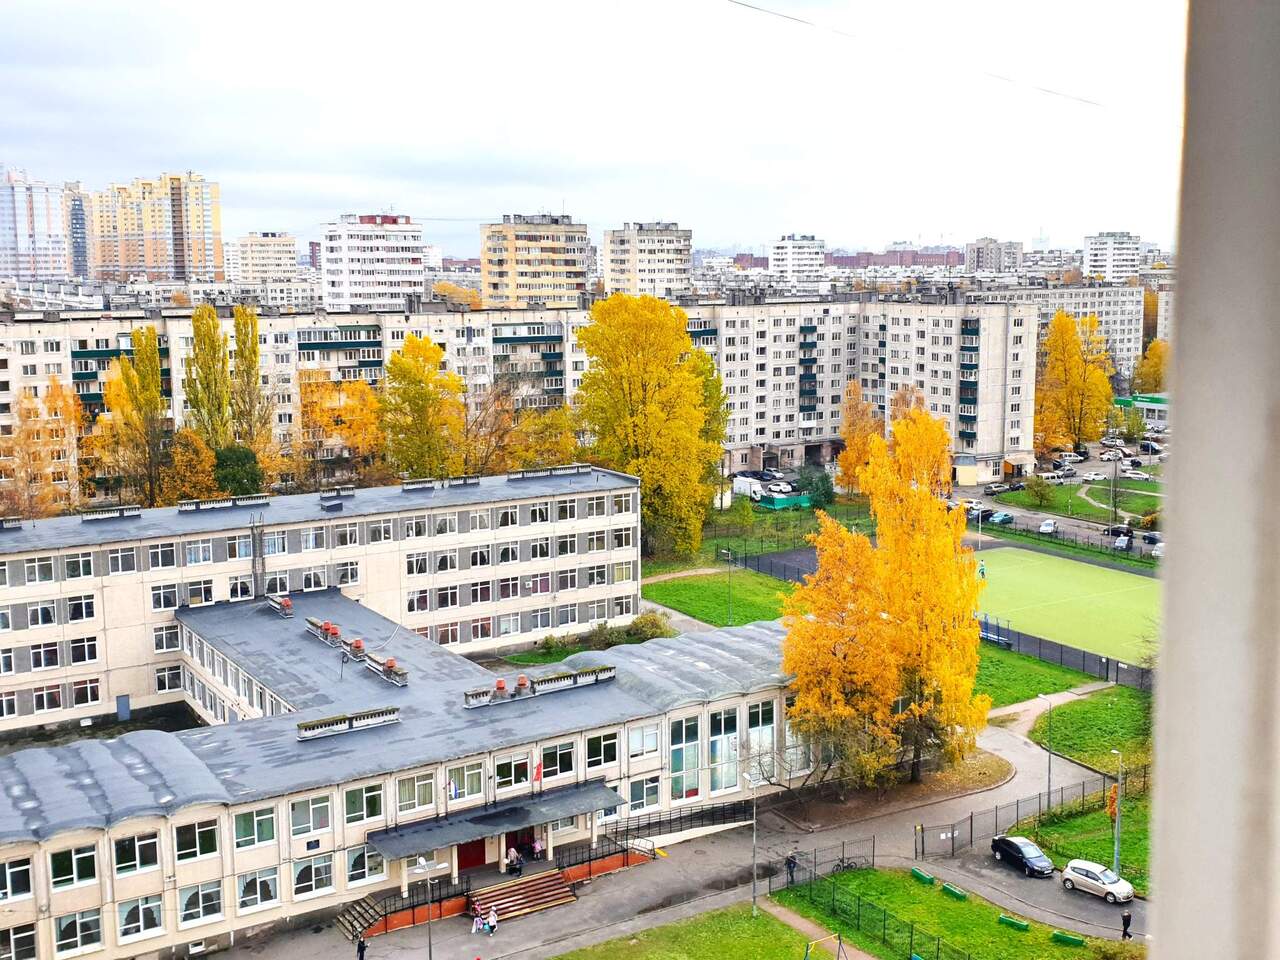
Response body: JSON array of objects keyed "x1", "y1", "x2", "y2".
[{"x1": 0, "y1": 0, "x2": 1188, "y2": 257}]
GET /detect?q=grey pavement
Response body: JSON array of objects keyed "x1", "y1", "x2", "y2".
[{"x1": 638, "y1": 598, "x2": 713, "y2": 634}]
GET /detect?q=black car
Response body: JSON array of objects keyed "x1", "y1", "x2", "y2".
[
  {"x1": 1129, "y1": 458, "x2": 1143, "y2": 468},
  {"x1": 969, "y1": 508, "x2": 996, "y2": 522},
  {"x1": 991, "y1": 835, "x2": 1054, "y2": 878},
  {"x1": 1103, "y1": 524, "x2": 1134, "y2": 537},
  {"x1": 1143, "y1": 531, "x2": 1162, "y2": 544},
  {"x1": 1007, "y1": 480, "x2": 1026, "y2": 491}
]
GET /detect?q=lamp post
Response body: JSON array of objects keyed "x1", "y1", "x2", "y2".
[
  {"x1": 1110, "y1": 750, "x2": 1124, "y2": 876},
  {"x1": 721, "y1": 548, "x2": 734, "y2": 626},
  {"x1": 1037, "y1": 694, "x2": 1053, "y2": 805},
  {"x1": 412, "y1": 858, "x2": 451, "y2": 960},
  {"x1": 741, "y1": 767, "x2": 759, "y2": 917}
]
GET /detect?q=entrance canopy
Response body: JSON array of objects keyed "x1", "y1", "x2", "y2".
[{"x1": 366, "y1": 780, "x2": 625, "y2": 860}]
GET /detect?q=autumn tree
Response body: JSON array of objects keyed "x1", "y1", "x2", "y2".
[
  {"x1": 1022, "y1": 474, "x2": 1054, "y2": 507},
  {"x1": 170, "y1": 290, "x2": 192, "y2": 307},
  {"x1": 160, "y1": 428, "x2": 221, "y2": 503},
  {"x1": 334, "y1": 379, "x2": 387, "y2": 482},
  {"x1": 44, "y1": 376, "x2": 84, "y2": 510},
  {"x1": 688, "y1": 349, "x2": 730, "y2": 484},
  {"x1": 230, "y1": 305, "x2": 277, "y2": 478},
  {"x1": 1035, "y1": 311, "x2": 1114, "y2": 455},
  {"x1": 432, "y1": 281, "x2": 481, "y2": 309},
  {"x1": 1142, "y1": 289, "x2": 1159, "y2": 343},
  {"x1": 459, "y1": 379, "x2": 517, "y2": 476},
  {"x1": 510, "y1": 404, "x2": 578, "y2": 469},
  {"x1": 292, "y1": 371, "x2": 340, "y2": 491},
  {"x1": 1122, "y1": 406, "x2": 1147, "y2": 444},
  {"x1": 890, "y1": 384, "x2": 928, "y2": 422},
  {"x1": 185, "y1": 304, "x2": 232, "y2": 450},
  {"x1": 1132, "y1": 338, "x2": 1168, "y2": 394},
  {"x1": 836, "y1": 382, "x2": 881, "y2": 494},
  {"x1": 0, "y1": 388, "x2": 58, "y2": 518},
  {"x1": 576, "y1": 294, "x2": 725, "y2": 556},
  {"x1": 96, "y1": 326, "x2": 169, "y2": 506},
  {"x1": 380, "y1": 334, "x2": 465, "y2": 479}
]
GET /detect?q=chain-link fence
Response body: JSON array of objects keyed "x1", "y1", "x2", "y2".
[
  {"x1": 979, "y1": 615, "x2": 1155, "y2": 691},
  {"x1": 970, "y1": 514, "x2": 1160, "y2": 564}
]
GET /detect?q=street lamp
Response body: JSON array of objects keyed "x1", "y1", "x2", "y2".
[
  {"x1": 412, "y1": 858, "x2": 451, "y2": 960},
  {"x1": 741, "y1": 766, "x2": 759, "y2": 917},
  {"x1": 720, "y1": 548, "x2": 734, "y2": 626},
  {"x1": 1110, "y1": 750, "x2": 1124, "y2": 876},
  {"x1": 1037, "y1": 694, "x2": 1053, "y2": 805}
]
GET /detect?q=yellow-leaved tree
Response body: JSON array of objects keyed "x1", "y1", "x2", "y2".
[
  {"x1": 836, "y1": 381, "x2": 881, "y2": 494},
  {"x1": 890, "y1": 384, "x2": 928, "y2": 422},
  {"x1": 432, "y1": 281, "x2": 481, "y2": 309},
  {"x1": 95, "y1": 326, "x2": 169, "y2": 506},
  {"x1": 334, "y1": 379, "x2": 388, "y2": 483},
  {"x1": 160, "y1": 428, "x2": 222, "y2": 503},
  {"x1": 1132, "y1": 338, "x2": 1169, "y2": 394},
  {"x1": 44, "y1": 375, "x2": 84, "y2": 510},
  {"x1": 460, "y1": 380, "x2": 517, "y2": 476},
  {"x1": 576, "y1": 294, "x2": 725, "y2": 556},
  {"x1": 230, "y1": 305, "x2": 281, "y2": 484},
  {"x1": 380, "y1": 333, "x2": 465, "y2": 479},
  {"x1": 1034, "y1": 311, "x2": 1115, "y2": 455},
  {"x1": 0, "y1": 387, "x2": 58, "y2": 518},
  {"x1": 185, "y1": 304, "x2": 232, "y2": 450},
  {"x1": 511, "y1": 405, "x2": 578, "y2": 469}
]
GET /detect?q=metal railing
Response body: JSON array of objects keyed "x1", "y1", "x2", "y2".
[
  {"x1": 979, "y1": 617, "x2": 1154, "y2": 691},
  {"x1": 605, "y1": 799, "x2": 753, "y2": 845},
  {"x1": 372, "y1": 874, "x2": 472, "y2": 915}
]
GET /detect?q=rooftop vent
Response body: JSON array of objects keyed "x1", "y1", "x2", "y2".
[
  {"x1": 234, "y1": 494, "x2": 271, "y2": 507},
  {"x1": 296, "y1": 706, "x2": 400, "y2": 741},
  {"x1": 305, "y1": 617, "x2": 343, "y2": 646},
  {"x1": 0, "y1": 516, "x2": 22, "y2": 530},
  {"x1": 267, "y1": 595, "x2": 294, "y2": 618},
  {"x1": 80, "y1": 504, "x2": 142, "y2": 522},
  {"x1": 506, "y1": 463, "x2": 593, "y2": 482},
  {"x1": 401, "y1": 477, "x2": 436, "y2": 492},
  {"x1": 177, "y1": 500, "x2": 200, "y2": 513},
  {"x1": 319, "y1": 485, "x2": 355, "y2": 500},
  {"x1": 446, "y1": 474, "x2": 480, "y2": 487},
  {"x1": 321, "y1": 500, "x2": 344, "y2": 512},
  {"x1": 462, "y1": 665, "x2": 615, "y2": 708},
  {"x1": 364, "y1": 650, "x2": 409, "y2": 687},
  {"x1": 196, "y1": 496, "x2": 235, "y2": 510}
]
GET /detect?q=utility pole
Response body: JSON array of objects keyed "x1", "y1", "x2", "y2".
[
  {"x1": 1111, "y1": 749, "x2": 1124, "y2": 875},
  {"x1": 1038, "y1": 694, "x2": 1053, "y2": 804},
  {"x1": 721, "y1": 549, "x2": 733, "y2": 625}
]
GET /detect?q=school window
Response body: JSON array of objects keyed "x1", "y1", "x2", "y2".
[
  {"x1": 0, "y1": 857, "x2": 32, "y2": 900},
  {"x1": 530, "y1": 607, "x2": 552, "y2": 630},
  {"x1": 670, "y1": 717, "x2": 700, "y2": 801},
  {"x1": 117, "y1": 896, "x2": 161, "y2": 940},
  {"x1": 529, "y1": 501, "x2": 550, "y2": 523},
  {"x1": 114, "y1": 833, "x2": 159, "y2": 876},
  {"x1": 406, "y1": 590, "x2": 430, "y2": 613},
  {"x1": 108, "y1": 547, "x2": 137, "y2": 574},
  {"x1": 290, "y1": 795, "x2": 331, "y2": 836},
  {"x1": 70, "y1": 637, "x2": 97, "y2": 664},
  {"x1": 226, "y1": 534, "x2": 252, "y2": 559},
  {"x1": 64, "y1": 553, "x2": 92, "y2": 579},
  {"x1": 333, "y1": 523, "x2": 358, "y2": 547},
  {"x1": 541, "y1": 741, "x2": 574, "y2": 778},
  {"x1": 346, "y1": 845, "x2": 385, "y2": 884},
  {"x1": 345, "y1": 784, "x2": 383, "y2": 824},
  {"x1": 551, "y1": 816, "x2": 575, "y2": 832},
  {"x1": 237, "y1": 867, "x2": 279, "y2": 910},
  {"x1": 446, "y1": 762, "x2": 484, "y2": 799},
  {"x1": 709, "y1": 708, "x2": 740, "y2": 792},
  {"x1": 629, "y1": 776, "x2": 660, "y2": 812},
  {"x1": 301, "y1": 527, "x2": 326, "y2": 551},
  {"x1": 435, "y1": 550, "x2": 457, "y2": 572},
  {"x1": 585, "y1": 495, "x2": 605, "y2": 517},
  {"x1": 27, "y1": 602, "x2": 54, "y2": 627},
  {"x1": 530, "y1": 538, "x2": 550, "y2": 559},
  {"x1": 469, "y1": 510, "x2": 491, "y2": 531},
  {"x1": 302, "y1": 568, "x2": 326, "y2": 591},
  {"x1": 495, "y1": 753, "x2": 530, "y2": 789},
  {"x1": 497, "y1": 506, "x2": 518, "y2": 528},
  {"x1": 433, "y1": 513, "x2": 458, "y2": 536},
  {"x1": 612, "y1": 562, "x2": 634, "y2": 583},
  {"x1": 611, "y1": 528, "x2": 633, "y2": 550},
  {"x1": 436, "y1": 585, "x2": 458, "y2": 608},
  {"x1": 496, "y1": 613, "x2": 520, "y2": 636},
  {"x1": 586, "y1": 732, "x2": 618, "y2": 768},
  {"x1": 396, "y1": 773, "x2": 434, "y2": 813},
  {"x1": 31, "y1": 642, "x2": 59, "y2": 669},
  {"x1": 151, "y1": 584, "x2": 178, "y2": 610},
  {"x1": 72, "y1": 679, "x2": 99, "y2": 706},
  {"x1": 557, "y1": 499, "x2": 576, "y2": 521},
  {"x1": 612, "y1": 493, "x2": 632, "y2": 513},
  {"x1": 528, "y1": 572, "x2": 551, "y2": 594},
  {"x1": 178, "y1": 881, "x2": 222, "y2": 925},
  {"x1": 336, "y1": 561, "x2": 359, "y2": 585},
  {"x1": 556, "y1": 535, "x2": 576, "y2": 556},
  {"x1": 187, "y1": 580, "x2": 213, "y2": 605},
  {"x1": 586, "y1": 598, "x2": 608, "y2": 622},
  {"x1": 587, "y1": 530, "x2": 606, "y2": 552},
  {"x1": 497, "y1": 542, "x2": 519, "y2": 564},
  {"x1": 54, "y1": 908, "x2": 102, "y2": 955},
  {"x1": 748, "y1": 700, "x2": 777, "y2": 781},
  {"x1": 470, "y1": 546, "x2": 490, "y2": 567},
  {"x1": 185, "y1": 540, "x2": 213, "y2": 566},
  {"x1": 265, "y1": 572, "x2": 287, "y2": 596},
  {"x1": 49, "y1": 845, "x2": 96, "y2": 888},
  {"x1": 263, "y1": 531, "x2": 287, "y2": 555},
  {"x1": 234, "y1": 808, "x2": 276, "y2": 848},
  {"x1": 33, "y1": 685, "x2": 62, "y2": 712},
  {"x1": 230, "y1": 575, "x2": 253, "y2": 600},
  {"x1": 175, "y1": 820, "x2": 218, "y2": 861},
  {"x1": 293, "y1": 854, "x2": 334, "y2": 896},
  {"x1": 435, "y1": 621, "x2": 460, "y2": 644},
  {"x1": 556, "y1": 603, "x2": 577, "y2": 626},
  {"x1": 66, "y1": 595, "x2": 94, "y2": 622},
  {"x1": 403, "y1": 515, "x2": 428, "y2": 539},
  {"x1": 367, "y1": 519, "x2": 392, "y2": 542},
  {"x1": 24, "y1": 557, "x2": 54, "y2": 582},
  {"x1": 406, "y1": 552, "x2": 430, "y2": 576},
  {"x1": 586, "y1": 564, "x2": 607, "y2": 587}
]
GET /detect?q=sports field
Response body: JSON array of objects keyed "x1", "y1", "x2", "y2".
[{"x1": 977, "y1": 547, "x2": 1161, "y2": 661}]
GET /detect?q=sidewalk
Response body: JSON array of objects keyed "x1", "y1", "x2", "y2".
[
  {"x1": 758, "y1": 900, "x2": 878, "y2": 959},
  {"x1": 987, "y1": 680, "x2": 1114, "y2": 736}
]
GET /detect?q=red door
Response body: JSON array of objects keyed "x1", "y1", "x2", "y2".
[
  {"x1": 457, "y1": 839, "x2": 487, "y2": 871},
  {"x1": 504, "y1": 828, "x2": 535, "y2": 856}
]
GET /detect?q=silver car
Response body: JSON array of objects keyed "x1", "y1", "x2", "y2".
[{"x1": 1061, "y1": 859, "x2": 1135, "y2": 903}]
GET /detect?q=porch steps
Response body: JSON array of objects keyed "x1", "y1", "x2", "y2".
[
  {"x1": 335, "y1": 894, "x2": 381, "y2": 942},
  {"x1": 469, "y1": 869, "x2": 577, "y2": 923}
]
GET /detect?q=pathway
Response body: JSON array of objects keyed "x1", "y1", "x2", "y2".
[
  {"x1": 758, "y1": 899, "x2": 878, "y2": 959},
  {"x1": 641, "y1": 566, "x2": 721, "y2": 584}
]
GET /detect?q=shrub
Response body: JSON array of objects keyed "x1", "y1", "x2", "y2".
[
  {"x1": 626, "y1": 610, "x2": 676, "y2": 642},
  {"x1": 797, "y1": 466, "x2": 835, "y2": 508}
]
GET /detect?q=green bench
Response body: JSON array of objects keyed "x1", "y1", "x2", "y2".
[
  {"x1": 910, "y1": 867, "x2": 935, "y2": 885},
  {"x1": 941, "y1": 882, "x2": 968, "y2": 901},
  {"x1": 1051, "y1": 930, "x2": 1086, "y2": 947},
  {"x1": 999, "y1": 914, "x2": 1031, "y2": 932}
]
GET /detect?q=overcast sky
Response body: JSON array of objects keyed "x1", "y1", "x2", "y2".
[{"x1": 0, "y1": 0, "x2": 1187, "y2": 256}]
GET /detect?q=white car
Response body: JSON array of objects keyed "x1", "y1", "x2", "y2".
[
  {"x1": 1101, "y1": 436, "x2": 1124, "y2": 447},
  {"x1": 1062, "y1": 859, "x2": 1135, "y2": 904},
  {"x1": 1058, "y1": 452, "x2": 1084, "y2": 463},
  {"x1": 1122, "y1": 470, "x2": 1151, "y2": 481},
  {"x1": 1100, "y1": 450, "x2": 1124, "y2": 462},
  {"x1": 1039, "y1": 519, "x2": 1057, "y2": 535},
  {"x1": 961, "y1": 498, "x2": 984, "y2": 511},
  {"x1": 1081, "y1": 471, "x2": 1107, "y2": 482},
  {"x1": 766, "y1": 481, "x2": 793, "y2": 494},
  {"x1": 1151, "y1": 542, "x2": 1165, "y2": 559}
]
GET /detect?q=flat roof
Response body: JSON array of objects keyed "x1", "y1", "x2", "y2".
[{"x1": 0, "y1": 467, "x2": 637, "y2": 555}]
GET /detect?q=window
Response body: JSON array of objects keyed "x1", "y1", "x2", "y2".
[
  {"x1": 587, "y1": 531, "x2": 606, "y2": 552},
  {"x1": 185, "y1": 540, "x2": 212, "y2": 565},
  {"x1": 436, "y1": 585, "x2": 458, "y2": 608},
  {"x1": 237, "y1": 867, "x2": 278, "y2": 911},
  {"x1": 469, "y1": 510, "x2": 491, "y2": 531},
  {"x1": 336, "y1": 561, "x2": 359, "y2": 585},
  {"x1": 226, "y1": 534, "x2": 252, "y2": 559},
  {"x1": 66, "y1": 595, "x2": 94, "y2": 622},
  {"x1": 470, "y1": 618, "x2": 492, "y2": 642},
  {"x1": 497, "y1": 542, "x2": 518, "y2": 564},
  {"x1": 344, "y1": 784, "x2": 383, "y2": 824},
  {"x1": 557, "y1": 569, "x2": 577, "y2": 591},
  {"x1": 175, "y1": 820, "x2": 218, "y2": 860},
  {"x1": 530, "y1": 537, "x2": 550, "y2": 559},
  {"x1": 530, "y1": 607, "x2": 551, "y2": 630},
  {"x1": 263, "y1": 531, "x2": 286, "y2": 555},
  {"x1": 117, "y1": 896, "x2": 162, "y2": 941},
  {"x1": 557, "y1": 603, "x2": 577, "y2": 626},
  {"x1": 0, "y1": 650, "x2": 9, "y2": 674},
  {"x1": 406, "y1": 552, "x2": 430, "y2": 576},
  {"x1": 612, "y1": 493, "x2": 632, "y2": 513},
  {"x1": 748, "y1": 700, "x2": 777, "y2": 782},
  {"x1": 612, "y1": 527, "x2": 633, "y2": 550},
  {"x1": 0, "y1": 858, "x2": 32, "y2": 901},
  {"x1": 0, "y1": 925, "x2": 36, "y2": 960},
  {"x1": 670, "y1": 717, "x2": 700, "y2": 801},
  {"x1": 495, "y1": 754, "x2": 529, "y2": 789},
  {"x1": 433, "y1": 513, "x2": 458, "y2": 536},
  {"x1": 24, "y1": 557, "x2": 53, "y2": 582},
  {"x1": 186, "y1": 580, "x2": 213, "y2": 605},
  {"x1": 148, "y1": 543, "x2": 176, "y2": 568},
  {"x1": 403, "y1": 515, "x2": 428, "y2": 539},
  {"x1": 70, "y1": 637, "x2": 97, "y2": 664},
  {"x1": 629, "y1": 776, "x2": 660, "y2": 812},
  {"x1": 541, "y1": 741, "x2": 574, "y2": 779},
  {"x1": 293, "y1": 854, "x2": 334, "y2": 897},
  {"x1": 72, "y1": 679, "x2": 100, "y2": 706},
  {"x1": 367, "y1": 519, "x2": 392, "y2": 543},
  {"x1": 234, "y1": 808, "x2": 275, "y2": 848},
  {"x1": 54, "y1": 909, "x2": 101, "y2": 955},
  {"x1": 470, "y1": 546, "x2": 490, "y2": 568},
  {"x1": 346, "y1": 846, "x2": 385, "y2": 884},
  {"x1": 230, "y1": 575, "x2": 253, "y2": 600},
  {"x1": 302, "y1": 567, "x2": 326, "y2": 591},
  {"x1": 0, "y1": 692, "x2": 13, "y2": 718},
  {"x1": 33, "y1": 685, "x2": 62, "y2": 712},
  {"x1": 435, "y1": 622, "x2": 460, "y2": 645},
  {"x1": 290, "y1": 795, "x2": 330, "y2": 836},
  {"x1": 528, "y1": 572, "x2": 551, "y2": 595},
  {"x1": 64, "y1": 553, "x2": 92, "y2": 579},
  {"x1": 586, "y1": 564, "x2": 607, "y2": 587},
  {"x1": 557, "y1": 499, "x2": 576, "y2": 521},
  {"x1": 497, "y1": 506, "x2": 517, "y2": 528},
  {"x1": 710, "y1": 708, "x2": 740, "y2": 792},
  {"x1": 301, "y1": 526, "x2": 326, "y2": 551},
  {"x1": 470, "y1": 581, "x2": 491, "y2": 604},
  {"x1": 556, "y1": 535, "x2": 576, "y2": 557},
  {"x1": 156, "y1": 665, "x2": 183, "y2": 692},
  {"x1": 153, "y1": 624, "x2": 180, "y2": 652},
  {"x1": 550, "y1": 816, "x2": 575, "y2": 833},
  {"x1": 396, "y1": 773, "x2": 434, "y2": 814},
  {"x1": 586, "y1": 732, "x2": 618, "y2": 768},
  {"x1": 179, "y1": 880, "x2": 222, "y2": 925},
  {"x1": 406, "y1": 589, "x2": 430, "y2": 614},
  {"x1": 50, "y1": 845, "x2": 96, "y2": 888},
  {"x1": 151, "y1": 584, "x2": 178, "y2": 610},
  {"x1": 114, "y1": 834, "x2": 158, "y2": 876},
  {"x1": 612, "y1": 561, "x2": 634, "y2": 583},
  {"x1": 435, "y1": 550, "x2": 457, "y2": 572},
  {"x1": 264, "y1": 572, "x2": 287, "y2": 596},
  {"x1": 31, "y1": 642, "x2": 59, "y2": 669},
  {"x1": 446, "y1": 762, "x2": 483, "y2": 800},
  {"x1": 28, "y1": 602, "x2": 55, "y2": 627},
  {"x1": 586, "y1": 495, "x2": 606, "y2": 517},
  {"x1": 333, "y1": 523, "x2": 358, "y2": 547},
  {"x1": 496, "y1": 612, "x2": 520, "y2": 636}
]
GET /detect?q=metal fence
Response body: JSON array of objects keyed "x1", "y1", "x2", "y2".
[
  {"x1": 605, "y1": 799, "x2": 753, "y2": 846},
  {"x1": 979, "y1": 616, "x2": 1155, "y2": 691},
  {"x1": 970, "y1": 513, "x2": 1160, "y2": 564},
  {"x1": 915, "y1": 763, "x2": 1153, "y2": 859}
]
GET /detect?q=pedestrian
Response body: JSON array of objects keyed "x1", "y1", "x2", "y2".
[
  {"x1": 979, "y1": 560, "x2": 986, "y2": 580},
  {"x1": 532, "y1": 836, "x2": 544, "y2": 861},
  {"x1": 785, "y1": 851, "x2": 798, "y2": 886},
  {"x1": 1121, "y1": 910, "x2": 1133, "y2": 940},
  {"x1": 471, "y1": 904, "x2": 484, "y2": 934},
  {"x1": 488, "y1": 906, "x2": 499, "y2": 937},
  {"x1": 355, "y1": 936, "x2": 366, "y2": 960}
]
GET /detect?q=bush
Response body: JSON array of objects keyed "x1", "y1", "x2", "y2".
[
  {"x1": 796, "y1": 466, "x2": 835, "y2": 508},
  {"x1": 1023, "y1": 474, "x2": 1053, "y2": 507},
  {"x1": 626, "y1": 610, "x2": 676, "y2": 642},
  {"x1": 214, "y1": 445, "x2": 263, "y2": 495},
  {"x1": 1138, "y1": 509, "x2": 1160, "y2": 530}
]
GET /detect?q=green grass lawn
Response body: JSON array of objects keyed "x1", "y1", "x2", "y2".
[
  {"x1": 996, "y1": 485, "x2": 1112, "y2": 522},
  {"x1": 975, "y1": 644, "x2": 1094, "y2": 708},
  {"x1": 504, "y1": 646, "x2": 582, "y2": 665},
  {"x1": 774, "y1": 868, "x2": 1143, "y2": 960},
  {"x1": 977, "y1": 548, "x2": 1161, "y2": 660},
  {"x1": 1029, "y1": 792, "x2": 1152, "y2": 897},
  {"x1": 641, "y1": 569, "x2": 791, "y2": 627},
  {"x1": 1029, "y1": 685, "x2": 1153, "y2": 774},
  {"x1": 1082, "y1": 484, "x2": 1162, "y2": 517},
  {"x1": 553, "y1": 903, "x2": 813, "y2": 959}
]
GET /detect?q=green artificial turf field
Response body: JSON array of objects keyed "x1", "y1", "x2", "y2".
[{"x1": 977, "y1": 547, "x2": 1160, "y2": 661}]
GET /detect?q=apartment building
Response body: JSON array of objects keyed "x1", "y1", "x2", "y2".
[
  {"x1": 963, "y1": 237, "x2": 1023, "y2": 273},
  {"x1": 480, "y1": 215, "x2": 589, "y2": 308},
  {"x1": 0, "y1": 168, "x2": 69, "y2": 282},
  {"x1": 61, "y1": 183, "x2": 90, "y2": 280},
  {"x1": 1083, "y1": 231, "x2": 1141, "y2": 283},
  {"x1": 768, "y1": 235, "x2": 826, "y2": 295},
  {"x1": 320, "y1": 215, "x2": 426, "y2": 312},
  {"x1": 225, "y1": 233, "x2": 298, "y2": 284},
  {"x1": 88, "y1": 173, "x2": 223, "y2": 282},
  {"x1": 602, "y1": 222, "x2": 692, "y2": 298},
  {"x1": 0, "y1": 602, "x2": 799, "y2": 960},
  {"x1": 1156, "y1": 281, "x2": 1176, "y2": 341},
  {"x1": 0, "y1": 465, "x2": 640, "y2": 735}
]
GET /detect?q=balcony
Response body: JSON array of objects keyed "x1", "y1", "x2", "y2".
[
  {"x1": 960, "y1": 361, "x2": 980, "y2": 371},
  {"x1": 799, "y1": 324, "x2": 817, "y2": 334},
  {"x1": 958, "y1": 429, "x2": 977, "y2": 441},
  {"x1": 958, "y1": 411, "x2": 977, "y2": 423},
  {"x1": 799, "y1": 340, "x2": 818, "y2": 351},
  {"x1": 799, "y1": 387, "x2": 818, "y2": 397},
  {"x1": 959, "y1": 371, "x2": 979, "y2": 384},
  {"x1": 799, "y1": 372, "x2": 817, "y2": 382},
  {"x1": 799, "y1": 356, "x2": 817, "y2": 366},
  {"x1": 799, "y1": 403, "x2": 817, "y2": 413},
  {"x1": 959, "y1": 389, "x2": 978, "y2": 402},
  {"x1": 540, "y1": 351, "x2": 563, "y2": 361},
  {"x1": 493, "y1": 334, "x2": 562, "y2": 344}
]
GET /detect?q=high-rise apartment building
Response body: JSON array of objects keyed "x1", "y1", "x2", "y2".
[
  {"x1": 768, "y1": 234, "x2": 826, "y2": 295},
  {"x1": 602, "y1": 222, "x2": 693, "y2": 297},
  {"x1": 480, "y1": 214, "x2": 588, "y2": 308},
  {"x1": 1084, "y1": 231, "x2": 1141, "y2": 282},
  {"x1": 1156, "y1": 281, "x2": 1176, "y2": 341},
  {"x1": 963, "y1": 237, "x2": 1024, "y2": 272},
  {"x1": 0, "y1": 168, "x2": 69, "y2": 281},
  {"x1": 321, "y1": 214, "x2": 426, "y2": 312},
  {"x1": 87, "y1": 172, "x2": 223, "y2": 281},
  {"x1": 308, "y1": 240, "x2": 321, "y2": 269},
  {"x1": 61, "y1": 181, "x2": 90, "y2": 279},
  {"x1": 226, "y1": 232, "x2": 298, "y2": 283}
]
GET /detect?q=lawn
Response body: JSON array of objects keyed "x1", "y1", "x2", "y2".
[
  {"x1": 1082, "y1": 484, "x2": 1162, "y2": 517},
  {"x1": 1028, "y1": 685, "x2": 1153, "y2": 774},
  {"x1": 977, "y1": 548, "x2": 1161, "y2": 661},
  {"x1": 974, "y1": 643, "x2": 1094, "y2": 708},
  {"x1": 504, "y1": 646, "x2": 582, "y2": 665},
  {"x1": 641, "y1": 569, "x2": 791, "y2": 627},
  {"x1": 996, "y1": 485, "x2": 1113, "y2": 523},
  {"x1": 774, "y1": 868, "x2": 1144, "y2": 960},
  {"x1": 553, "y1": 903, "x2": 812, "y2": 959},
  {"x1": 980, "y1": 524, "x2": 1158, "y2": 571},
  {"x1": 1029, "y1": 792, "x2": 1152, "y2": 897}
]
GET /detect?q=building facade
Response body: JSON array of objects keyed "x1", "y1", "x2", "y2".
[
  {"x1": 320, "y1": 215, "x2": 425, "y2": 313},
  {"x1": 602, "y1": 222, "x2": 692, "y2": 298},
  {"x1": 0, "y1": 169, "x2": 69, "y2": 282},
  {"x1": 1083, "y1": 231, "x2": 1141, "y2": 283},
  {"x1": 224, "y1": 233, "x2": 298, "y2": 284},
  {"x1": 61, "y1": 183, "x2": 90, "y2": 280},
  {"x1": 87, "y1": 173, "x2": 223, "y2": 282},
  {"x1": 1155, "y1": 281, "x2": 1175, "y2": 341},
  {"x1": 479, "y1": 215, "x2": 589, "y2": 308},
  {"x1": 768, "y1": 235, "x2": 825, "y2": 295},
  {"x1": 963, "y1": 237, "x2": 1023, "y2": 273}
]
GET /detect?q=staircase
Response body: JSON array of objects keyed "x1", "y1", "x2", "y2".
[
  {"x1": 335, "y1": 894, "x2": 381, "y2": 941},
  {"x1": 469, "y1": 869, "x2": 577, "y2": 922}
]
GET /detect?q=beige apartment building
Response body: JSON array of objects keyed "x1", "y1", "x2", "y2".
[
  {"x1": 224, "y1": 232, "x2": 297, "y2": 284},
  {"x1": 602, "y1": 222, "x2": 692, "y2": 298},
  {"x1": 480, "y1": 215, "x2": 589, "y2": 308},
  {"x1": 88, "y1": 173, "x2": 223, "y2": 282}
]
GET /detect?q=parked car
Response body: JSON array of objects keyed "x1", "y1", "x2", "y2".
[
  {"x1": 1114, "y1": 534, "x2": 1132, "y2": 551},
  {"x1": 1037, "y1": 470, "x2": 1062, "y2": 482},
  {"x1": 1122, "y1": 470, "x2": 1151, "y2": 481},
  {"x1": 1007, "y1": 480, "x2": 1026, "y2": 491},
  {"x1": 1058, "y1": 466, "x2": 1078, "y2": 478},
  {"x1": 991, "y1": 835, "x2": 1055, "y2": 878},
  {"x1": 989, "y1": 511, "x2": 1015, "y2": 525},
  {"x1": 1139, "y1": 440, "x2": 1163, "y2": 454},
  {"x1": 1143, "y1": 531, "x2": 1162, "y2": 544},
  {"x1": 1100, "y1": 450, "x2": 1124, "y2": 462},
  {"x1": 961, "y1": 498, "x2": 984, "y2": 511},
  {"x1": 1128, "y1": 458, "x2": 1144, "y2": 469},
  {"x1": 1102, "y1": 524, "x2": 1132, "y2": 537},
  {"x1": 1039, "y1": 519, "x2": 1057, "y2": 535},
  {"x1": 1062, "y1": 860, "x2": 1135, "y2": 904},
  {"x1": 766, "y1": 481, "x2": 793, "y2": 494},
  {"x1": 984, "y1": 482, "x2": 1009, "y2": 495},
  {"x1": 1081, "y1": 471, "x2": 1107, "y2": 482},
  {"x1": 1101, "y1": 436, "x2": 1124, "y2": 448},
  {"x1": 969, "y1": 508, "x2": 996, "y2": 522},
  {"x1": 1152, "y1": 542, "x2": 1165, "y2": 559},
  {"x1": 1058, "y1": 452, "x2": 1084, "y2": 464}
]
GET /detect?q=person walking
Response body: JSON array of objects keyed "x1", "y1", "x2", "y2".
[
  {"x1": 355, "y1": 937, "x2": 366, "y2": 960},
  {"x1": 785, "y1": 851, "x2": 798, "y2": 886},
  {"x1": 1121, "y1": 910, "x2": 1133, "y2": 940},
  {"x1": 471, "y1": 904, "x2": 484, "y2": 934},
  {"x1": 978, "y1": 560, "x2": 986, "y2": 580},
  {"x1": 488, "y1": 906, "x2": 499, "y2": 937}
]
